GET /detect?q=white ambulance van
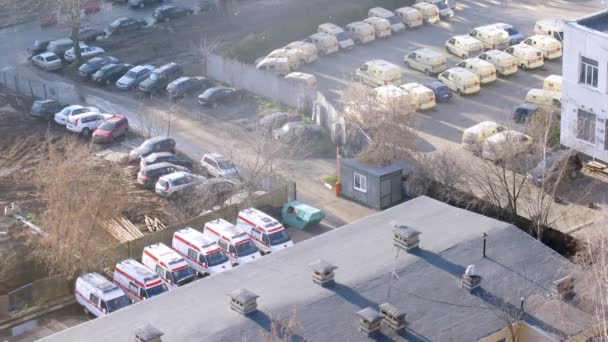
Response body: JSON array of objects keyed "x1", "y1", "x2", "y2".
[
  {"x1": 534, "y1": 19, "x2": 564, "y2": 42},
  {"x1": 445, "y1": 35, "x2": 484, "y2": 59},
  {"x1": 523, "y1": 35, "x2": 562, "y2": 60},
  {"x1": 469, "y1": 25, "x2": 510, "y2": 51},
  {"x1": 363, "y1": 17, "x2": 392, "y2": 39},
  {"x1": 75, "y1": 272, "x2": 130, "y2": 317},
  {"x1": 438, "y1": 67, "x2": 481, "y2": 95},
  {"x1": 354, "y1": 59, "x2": 402, "y2": 87},
  {"x1": 142, "y1": 243, "x2": 196, "y2": 289},
  {"x1": 113, "y1": 259, "x2": 169, "y2": 303},
  {"x1": 368, "y1": 7, "x2": 405, "y2": 33},
  {"x1": 543, "y1": 75, "x2": 562, "y2": 92},
  {"x1": 172, "y1": 227, "x2": 232, "y2": 276},
  {"x1": 204, "y1": 219, "x2": 261, "y2": 265},
  {"x1": 305, "y1": 32, "x2": 339, "y2": 56},
  {"x1": 395, "y1": 7, "x2": 423, "y2": 29},
  {"x1": 399, "y1": 83, "x2": 436, "y2": 110},
  {"x1": 478, "y1": 50, "x2": 518, "y2": 76},
  {"x1": 456, "y1": 57, "x2": 497, "y2": 84},
  {"x1": 411, "y1": 2, "x2": 440, "y2": 24},
  {"x1": 236, "y1": 208, "x2": 294, "y2": 255},
  {"x1": 345, "y1": 21, "x2": 376, "y2": 44},
  {"x1": 317, "y1": 23, "x2": 355, "y2": 50},
  {"x1": 284, "y1": 41, "x2": 319, "y2": 64},
  {"x1": 505, "y1": 44, "x2": 544, "y2": 70}
]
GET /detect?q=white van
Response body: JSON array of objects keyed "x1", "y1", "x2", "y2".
[
  {"x1": 46, "y1": 38, "x2": 75, "y2": 57},
  {"x1": 373, "y1": 85, "x2": 411, "y2": 112},
  {"x1": 142, "y1": 243, "x2": 196, "y2": 289},
  {"x1": 266, "y1": 48, "x2": 301, "y2": 70},
  {"x1": 305, "y1": 32, "x2": 339, "y2": 56},
  {"x1": 523, "y1": 35, "x2": 562, "y2": 60},
  {"x1": 505, "y1": 44, "x2": 544, "y2": 70},
  {"x1": 317, "y1": 23, "x2": 355, "y2": 50},
  {"x1": 534, "y1": 19, "x2": 564, "y2": 42},
  {"x1": 113, "y1": 259, "x2": 169, "y2": 303},
  {"x1": 395, "y1": 7, "x2": 423, "y2": 29},
  {"x1": 412, "y1": 2, "x2": 440, "y2": 24},
  {"x1": 482, "y1": 130, "x2": 533, "y2": 162},
  {"x1": 354, "y1": 59, "x2": 402, "y2": 87},
  {"x1": 285, "y1": 41, "x2": 319, "y2": 64},
  {"x1": 204, "y1": 219, "x2": 261, "y2": 265},
  {"x1": 400, "y1": 83, "x2": 436, "y2": 110},
  {"x1": 469, "y1": 25, "x2": 510, "y2": 51},
  {"x1": 363, "y1": 17, "x2": 392, "y2": 39},
  {"x1": 543, "y1": 75, "x2": 562, "y2": 92},
  {"x1": 478, "y1": 50, "x2": 518, "y2": 76},
  {"x1": 525, "y1": 89, "x2": 562, "y2": 112},
  {"x1": 438, "y1": 67, "x2": 480, "y2": 95},
  {"x1": 345, "y1": 21, "x2": 376, "y2": 44},
  {"x1": 445, "y1": 35, "x2": 484, "y2": 59},
  {"x1": 404, "y1": 48, "x2": 447, "y2": 75},
  {"x1": 284, "y1": 72, "x2": 317, "y2": 88},
  {"x1": 368, "y1": 7, "x2": 405, "y2": 33},
  {"x1": 236, "y1": 208, "x2": 294, "y2": 255},
  {"x1": 417, "y1": 0, "x2": 453, "y2": 19},
  {"x1": 172, "y1": 227, "x2": 232, "y2": 276},
  {"x1": 75, "y1": 272, "x2": 130, "y2": 317},
  {"x1": 256, "y1": 57, "x2": 292, "y2": 75},
  {"x1": 457, "y1": 58, "x2": 497, "y2": 84},
  {"x1": 462, "y1": 121, "x2": 506, "y2": 153}
]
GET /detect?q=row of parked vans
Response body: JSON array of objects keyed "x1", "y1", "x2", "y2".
[{"x1": 75, "y1": 208, "x2": 294, "y2": 317}]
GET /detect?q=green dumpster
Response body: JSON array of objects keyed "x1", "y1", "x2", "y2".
[{"x1": 281, "y1": 201, "x2": 325, "y2": 230}]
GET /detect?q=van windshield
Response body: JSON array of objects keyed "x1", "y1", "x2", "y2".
[
  {"x1": 387, "y1": 16, "x2": 401, "y2": 25},
  {"x1": 435, "y1": 1, "x2": 448, "y2": 9},
  {"x1": 171, "y1": 267, "x2": 195, "y2": 285},
  {"x1": 235, "y1": 240, "x2": 258, "y2": 257},
  {"x1": 104, "y1": 295, "x2": 130, "y2": 312},
  {"x1": 268, "y1": 230, "x2": 291, "y2": 246},
  {"x1": 144, "y1": 283, "x2": 168, "y2": 298},
  {"x1": 203, "y1": 250, "x2": 229, "y2": 267},
  {"x1": 335, "y1": 32, "x2": 349, "y2": 41}
]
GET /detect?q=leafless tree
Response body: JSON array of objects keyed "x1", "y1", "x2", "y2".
[
  {"x1": 407, "y1": 149, "x2": 469, "y2": 201},
  {"x1": 259, "y1": 310, "x2": 302, "y2": 342},
  {"x1": 197, "y1": 35, "x2": 223, "y2": 77}
]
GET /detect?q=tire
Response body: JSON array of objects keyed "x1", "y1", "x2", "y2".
[
  {"x1": 424, "y1": 69, "x2": 430, "y2": 76},
  {"x1": 520, "y1": 63, "x2": 526, "y2": 70},
  {"x1": 456, "y1": 88, "x2": 461, "y2": 95},
  {"x1": 83, "y1": 307, "x2": 89, "y2": 315},
  {"x1": 445, "y1": 46, "x2": 450, "y2": 53},
  {"x1": 105, "y1": 79, "x2": 111, "y2": 86},
  {"x1": 462, "y1": 54, "x2": 467, "y2": 59},
  {"x1": 82, "y1": 128, "x2": 90, "y2": 136},
  {"x1": 404, "y1": 61, "x2": 409, "y2": 67}
]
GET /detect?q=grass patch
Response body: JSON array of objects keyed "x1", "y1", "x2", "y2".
[
  {"x1": 321, "y1": 175, "x2": 338, "y2": 187},
  {"x1": 256, "y1": 96, "x2": 294, "y2": 116}
]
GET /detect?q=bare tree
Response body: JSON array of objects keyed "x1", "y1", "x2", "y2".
[
  {"x1": 407, "y1": 149, "x2": 469, "y2": 201},
  {"x1": 259, "y1": 310, "x2": 302, "y2": 342},
  {"x1": 197, "y1": 35, "x2": 223, "y2": 77}
]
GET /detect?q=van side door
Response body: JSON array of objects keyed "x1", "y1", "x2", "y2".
[
  {"x1": 90, "y1": 292, "x2": 100, "y2": 314},
  {"x1": 128, "y1": 282, "x2": 139, "y2": 300}
]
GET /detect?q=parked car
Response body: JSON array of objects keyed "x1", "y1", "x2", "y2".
[
  {"x1": 138, "y1": 62, "x2": 183, "y2": 94},
  {"x1": 84, "y1": 0, "x2": 101, "y2": 15},
  {"x1": 166, "y1": 76, "x2": 213, "y2": 100},
  {"x1": 153, "y1": 5, "x2": 193, "y2": 22},
  {"x1": 116, "y1": 65, "x2": 155, "y2": 90},
  {"x1": 273, "y1": 121, "x2": 323, "y2": 143},
  {"x1": 66, "y1": 112, "x2": 114, "y2": 135},
  {"x1": 46, "y1": 39, "x2": 74, "y2": 57},
  {"x1": 481, "y1": 130, "x2": 533, "y2": 163},
  {"x1": 128, "y1": 0, "x2": 162, "y2": 8},
  {"x1": 512, "y1": 103, "x2": 540, "y2": 123},
  {"x1": 155, "y1": 171, "x2": 206, "y2": 197},
  {"x1": 31, "y1": 99, "x2": 64, "y2": 120},
  {"x1": 130, "y1": 136, "x2": 176, "y2": 160},
  {"x1": 200, "y1": 153, "x2": 239, "y2": 178},
  {"x1": 197, "y1": 87, "x2": 244, "y2": 108},
  {"x1": 137, "y1": 162, "x2": 189, "y2": 188},
  {"x1": 192, "y1": 177, "x2": 239, "y2": 200},
  {"x1": 527, "y1": 150, "x2": 582, "y2": 186},
  {"x1": 54, "y1": 105, "x2": 100, "y2": 125},
  {"x1": 64, "y1": 46, "x2": 105, "y2": 62},
  {"x1": 140, "y1": 152, "x2": 193, "y2": 169},
  {"x1": 258, "y1": 112, "x2": 300, "y2": 135},
  {"x1": 425, "y1": 81, "x2": 452, "y2": 102},
  {"x1": 28, "y1": 40, "x2": 50, "y2": 58},
  {"x1": 107, "y1": 17, "x2": 147, "y2": 35},
  {"x1": 32, "y1": 52, "x2": 62, "y2": 71},
  {"x1": 71, "y1": 28, "x2": 105, "y2": 43},
  {"x1": 78, "y1": 56, "x2": 119, "y2": 78},
  {"x1": 91, "y1": 63, "x2": 132, "y2": 85},
  {"x1": 92, "y1": 115, "x2": 129, "y2": 143},
  {"x1": 493, "y1": 23, "x2": 525, "y2": 46}
]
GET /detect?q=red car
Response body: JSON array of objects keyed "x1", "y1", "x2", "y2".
[
  {"x1": 92, "y1": 115, "x2": 129, "y2": 143},
  {"x1": 84, "y1": 0, "x2": 101, "y2": 15},
  {"x1": 40, "y1": 14, "x2": 58, "y2": 28}
]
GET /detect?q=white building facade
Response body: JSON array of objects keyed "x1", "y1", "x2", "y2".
[{"x1": 561, "y1": 10, "x2": 608, "y2": 162}]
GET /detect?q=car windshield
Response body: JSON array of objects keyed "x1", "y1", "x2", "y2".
[
  {"x1": 204, "y1": 250, "x2": 229, "y2": 267},
  {"x1": 46, "y1": 55, "x2": 59, "y2": 62},
  {"x1": 104, "y1": 295, "x2": 130, "y2": 312},
  {"x1": 268, "y1": 230, "x2": 291, "y2": 245},
  {"x1": 32, "y1": 102, "x2": 43, "y2": 111},
  {"x1": 336, "y1": 32, "x2": 349, "y2": 41},
  {"x1": 171, "y1": 267, "x2": 195, "y2": 285},
  {"x1": 217, "y1": 160, "x2": 234, "y2": 170},
  {"x1": 158, "y1": 179, "x2": 169, "y2": 187},
  {"x1": 387, "y1": 16, "x2": 401, "y2": 25},
  {"x1": 436, "y1": 86, "x2": 449, "y2": 94},
  {"x1": 98, "y1": 121, "x2": 116, "y2": 130},
  {"x1": 235, "y1": 240, "x2": 258, "y2": 257},
  {"x1": 110, "y1": 20, "x2": 120, "y2": 28},
  {"x1": 505, "y1": 27, "x2": 519, "y2": 35},
  {"x1": 435, "y1": 1, "x2": 448, "y2": 9},
  {"x1": 144, "y1": 283, "x2": 168, "y2": 298},
  {"x1": 149, "y1": 72, "x2": 159, "y2": 80},
  {"x1": 125, "y1": 71, "x2": 137, "y2": 79}
]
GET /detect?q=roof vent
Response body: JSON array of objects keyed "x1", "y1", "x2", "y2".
[
  {"x1": 134, "y1": 324, "x2": 164, "y2": 342},
  {"x1": 553, "y1": 275, "x2": 575, "y2": 302},
  {"x1": 393, "y1": 225, "x2": 420, "y2": 252},
  {"x1": 461, "y1": 265, "x2": 482, "y2": 292},
  {"x1": 308, "y1": 259, "x2": 337, "y2": 286},
  {"x1": 378, "y1": 303, "x2": 406, "y2": 333},
  {"x1": 228, "y1": 288, "x2": 259, "y2": 315},
  {"x1": 356, "y1": 307, "x2": 382, "y2": 337}
]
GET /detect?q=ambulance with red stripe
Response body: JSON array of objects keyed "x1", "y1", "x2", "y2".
[
  {"x1": 236, "y1": 208, "x2": 294, "y2": 255},
  {"x1": 75, "y1": 272, "x2": 131, "y2": 317},
  {"x1": 112, "y1": 259, "x2": 169, "y2": 303},
  {"x1": 141, "y1": 243, "x2": 196, "y2": 289},
  {"x1": 172, "y1": 227, "x2": 232, "y2": 276},
  {"x1": 203, "y1": 219, "x2": 261, "y2": 266}
]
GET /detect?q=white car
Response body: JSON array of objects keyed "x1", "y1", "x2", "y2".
[
  {"x1": 64, "y1": 46, "x2": 105, "y2": 62},
  {"x1": 155, "y1": 171, "x2": 206, "y2": 198},
  {"x1": 32, "y1": 52, "x2": 62, "y2": 71},
  {"x1": 54, "y1": 105, "x2": 100, "y2": 125},
  {"x1": 66, "y1": 112, "x2": 113, "y2": 135},
  {"x1": 200, "y1": 153, "x2": 239, "y2": 178}
]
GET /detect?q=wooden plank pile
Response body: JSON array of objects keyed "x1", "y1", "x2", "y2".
[
  {"x1": 106, "y1": 217, "x2": 144, "y2": 243},
  {"x1": 584, "y1": 161, "x2": 608, "y2": 179},
  {"x1": 144, "y1": 215, "x2": 166, "y2": 233}
]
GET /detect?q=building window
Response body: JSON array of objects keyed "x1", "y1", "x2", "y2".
[
  {"x1": 353, "y1": 172, "x2": 367, "y2": 193},
  {"x1": 577, "y1": 109, "x2": 596, "y2": 144},
  {"x1": 579, "y1": 56, "x2": 598, "y2": 87}
]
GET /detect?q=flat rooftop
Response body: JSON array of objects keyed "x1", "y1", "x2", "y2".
[
  {"x1": 578, "y1": 9, "x2": 608, "y2": 34},
  {"x1": 41, "y1": 196, "x2": 592, "y2": 342}
]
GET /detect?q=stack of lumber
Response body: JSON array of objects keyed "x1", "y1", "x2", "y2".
[
  {"x1": 144, "y1": 215, "x2": 166, "y2": 233},
  {"x1": 585, "y1": 161, "x2": 608, "y2": 178},
  {"x1": 106, "y1": 217, "x2": 144, "y2": 243}
]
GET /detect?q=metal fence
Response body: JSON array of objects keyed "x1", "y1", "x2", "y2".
[
  {"x1": 0, "y1": 275, "x2": 71, "y2": 321},
  {"x1": 0, "y1": 71, "x2": 59, "y2": 101}
]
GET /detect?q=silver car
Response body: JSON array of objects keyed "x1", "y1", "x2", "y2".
[
  {"x1": 32, "y1": 52, "x2": 62, "y2": 71},
  {"x1": 155, "y1": 171, "x2": 206, "y2": 197}
]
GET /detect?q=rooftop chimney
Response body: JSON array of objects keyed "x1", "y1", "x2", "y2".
[
  {"x1": 378, "y1": 303, "x2": 406, "y2": 333},
  {"x1": 356, "y1": 307, "x2": 383, "y2": 337},
  {"x1": 134, "y1": 324, "x2": 164, "y2": 342},
  {"x1": 228, "y1": 288, "x2": 259, "y2": 315},
  {"x1": 461, "y1": 265, "x2": 482, "y2": 292},
  {"x1": 308, "y1": 259, "x2": 337, "y2": 286},
  {"x1": 553, "y1": 275, "x2": 575, "y2": 302},
  {"x1": 393, "y1": 225, "x2": 421, "y2": 252}
]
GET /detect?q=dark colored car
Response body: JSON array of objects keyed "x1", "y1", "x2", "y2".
[
  {"x1": 129, "y1": 136, "x2": 176, "y2": 161},
  {"x1": 30, "y1": 99, "x2": 64, "y2": 120},
  {"x1": 425, "y1": 81, "x2": 453, "y2": 103},
  {"x1": 527, "y1": 150, "x2": 582, "y2": 186},
  {"x1": 513, "y1": 103, "x2": 539, "y2": 123},
  {"x1": 92, "y1": 115, "x2": 129, "y2": 143},
  {"x1": 137, "y1": 162, "x2": 190, "y2": 188},
  {"x1": 128, "y1": 0, "x2": 162, "y2": 8},
  {"x1": 78, "y1": 56, "x2": 119, "y2": 78},
  {"x1": 166, "y1": 76, "x2": 213, "y2": 100},
  {"x1": 28, "y1": 40, "x2": 50, "y2": 58},
  {"x1": 71, "y1": 28, "x2": 105, "y2": 43},
  {"x1": 138, "y1": 62, "x2": 183, "y2": 94},
  {"x1": 140, "y1": 152, "x2": 193, "y2": 169},
  {"x1": 197, "y1": 87, "x2": 244, "y2": 108},
  {"x1": 108, "y1": 17, "x2": 147, "y2": 34},
  {"x1": 153, "y1": 5, "x2": 193, "y2": 22},
  {"x1": 91, "y1": 63, "x2": 133, "y2": 85}
]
